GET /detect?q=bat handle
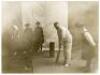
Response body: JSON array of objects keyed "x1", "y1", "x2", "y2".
[{"x1": 55, "y1": 49, "x2": 61, "y2": 63}]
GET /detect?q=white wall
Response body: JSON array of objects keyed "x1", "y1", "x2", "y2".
[
  {"x1": 2, "y1": 2, "x2": 22, "y2": 31},
  {"x1": 2, "y1": 1, "x2": 98, "y2": 51},
  {"x1": 2, "y1": 1, "x2": 68, "y2": 47},
  {"x1": 68, "y1": 1, "x2": 98, "y2": 49}
]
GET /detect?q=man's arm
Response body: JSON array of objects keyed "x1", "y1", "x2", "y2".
[
  {"x1": 41, "y1": 28, "x2": 44, "y2": 43},
  {"x1": 59, "y1": 40, "x2": 62, "y2": 49},
  {"x1": 57, "y1": 29, "x2": 63, "y2": 49},
  {"x1": 83, "y1": 31, "x2": 96, "y2": 47}
]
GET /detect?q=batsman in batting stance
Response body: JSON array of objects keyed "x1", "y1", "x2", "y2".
[{"x1": 54, "y1": 22, "x2": 72, "y2": 67}]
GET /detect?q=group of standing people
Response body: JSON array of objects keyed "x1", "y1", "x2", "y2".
[
  {"x1": 3, "y1": 21, "x2": 44, "y2": 72},
  {"x1": 3, "y1": 21, "x2": 96, "y2": 72}
]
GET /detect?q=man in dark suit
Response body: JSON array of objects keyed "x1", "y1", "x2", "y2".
[{"x1": 34, "y1": 21, "x2": 44, "y2": 53}]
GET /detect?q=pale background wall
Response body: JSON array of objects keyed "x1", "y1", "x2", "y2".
[
  {"x1": 2, "y1": 1, "x2": 98, "y2": 48},
  {"x1": 2, "y1": 1, "x2": 68, "y2": 47},
  {"x1": 68, "y1": 1, "x2": 98, "y2": 50},
  {"x1": 2, "y1": 2, "x2": 22, "y2": 31}
]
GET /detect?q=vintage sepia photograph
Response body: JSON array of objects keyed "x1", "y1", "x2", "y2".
[{"x1": 2, "y1": 1, "x2": 98, "y2": 73}]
